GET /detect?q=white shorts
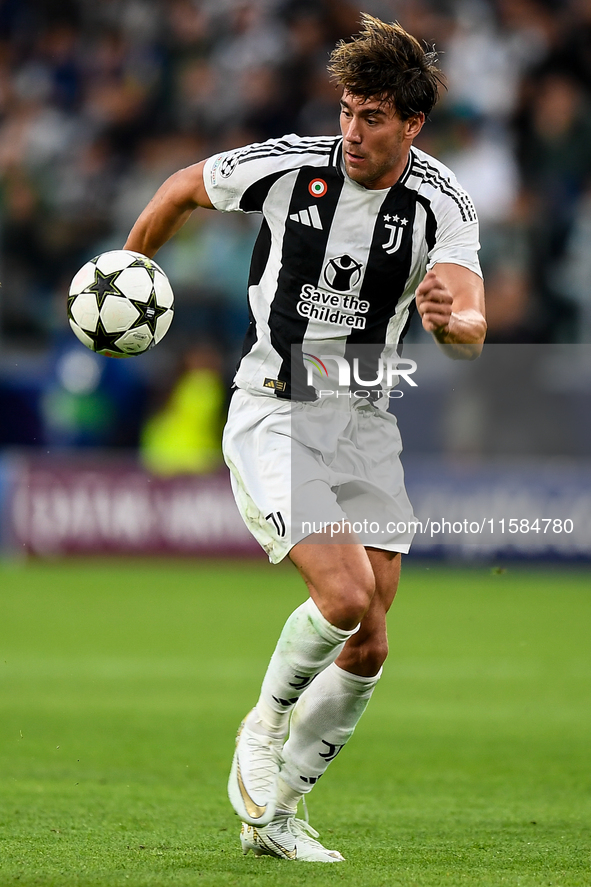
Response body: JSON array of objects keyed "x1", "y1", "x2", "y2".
[{"x1": 222, "y1": 388, "x2": 417, "y2": 563}]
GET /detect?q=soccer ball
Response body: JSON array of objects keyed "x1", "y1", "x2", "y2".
[{"x1": 67, "y1": 250, "x2": 174, "y2": 357}]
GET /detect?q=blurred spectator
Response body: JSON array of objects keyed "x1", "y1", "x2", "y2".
[
  {"x1": 40, "y1": 23, "x2": 84, "y2": 112},
  {"x1": 297, "y1": 61, "x2": 340, "y2": 135},
  {"x1": 541, "y1": 0, "x2": 591, "y2": 97},
  {"x1": 140, "y1": 343, "x2": 225, "y2": 475},
  {"x1": 443, "y1": 0, "x2": 548, "y2": 120},
  {"x1": 557, "y1": 188, "x2": 591, "y2": 342},
  {"x1": 173, "y1": 58, "x2": 225, "y2": 137},
  {"x1": 51, "y1": 136, "x2": 118, "y2": 250},
  {"x1": 0, "y1": 170, "x2": 52, "y2": 342},
  {"x1": 515, "y1": 70, "x2": 591, "y2": 339},
  {"x1": 41, "y1": 337, "x2": 147, "y2": 448},
  {"x1": 160, "y1": 207, "x2": 258, "y2": 354},
  {"x1": 112, "y1": 131, "x2": 202, "y2": 240},
  {"x1": 441, "y1": 116, "x2": 520, "y2": 226}
]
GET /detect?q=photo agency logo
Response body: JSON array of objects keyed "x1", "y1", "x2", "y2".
[{"x1": 302, "y1": 352, "x2": 418, "y2": 399}]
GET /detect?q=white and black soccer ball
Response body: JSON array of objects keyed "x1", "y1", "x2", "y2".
[{"x1": 67, "y1": 250, "x2": 174, "y2": 358}]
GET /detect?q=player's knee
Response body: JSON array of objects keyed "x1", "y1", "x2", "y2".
[
  {"x1": 365, "y1": 637, "x2": 389, "y2": 672},
  {"x1": 345, "y1": 636, "x2": 389, "y2": 676},
  {"x1": 324, "y1": 572, "x2": 375, "y2": 630}
]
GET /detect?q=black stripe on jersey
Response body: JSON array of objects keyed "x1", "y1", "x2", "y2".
[
  {"x1": 419, "y1": 169, "x2": 476, "y2": 222},
  {"x1": 233, "y1": 136, "x2": 335, "y2": 159},
  {"x1": 411, "y1": 155, "x2": 462, "y2": 195},
  {"x1": 268, "y1": 167, "x2": 345, "y2": 399},
  {"x1": 238, "y1": 219, "x2": 272, "y2": 367},
  {"x1": 343, "y1": 186, "x2": 417, "y2": 400},
  {"x1": 398, "y1": 298, "x2": 417, "y2": 343},
  {"x1": 236, "y1": 138, "x2": 336, "y2": 167},
  {"x1": 240, "y1": 170, "x2": 289, "y2": 213},
  {"x1": 248, "y1": 218, "x2": 272, "y2": 288},
  {"x1": 412, "y1": 160, "x2": 475, "y2": 222},
  {"x1": 416, "y1": 194, "x2": 437, "y2": 252},
  {"x1": 239, "y1": 304, "x2": 258, "y2": 367},
  {"x1": 259, "y1": 135, "x2": 336, "y2": 149},
  {"x1": 398, "y1": 153, "x2": 413, "y2": 186},
  {"x1": 281, "y1": 135, "x2": 337, "y2": 150},
  {"x1": 330, "y1": 138, "x2": 343, "y2": 169},
  {"x1": 394, "y1": 196, "x2": 434, "y2": 352},
  {"x1": 345, "y1": 186, "x2": 416, "y2": 348},
  {"x1": 240, "y1": 143, "x2": 334, "y2": 161},
  {"x1": 244, "y1": 136, "x2": 337, "y2": 154},
  {"x1": 411, "y1": 157, "x2": 477, "y2": 222}
]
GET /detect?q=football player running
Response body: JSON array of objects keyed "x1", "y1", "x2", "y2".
[{"x1": 124, "y1": 14, "x2": 486, "y2": 863}]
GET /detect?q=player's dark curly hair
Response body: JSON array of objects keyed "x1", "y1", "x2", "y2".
[{"x1": 328, "y1": 14, "x2": 444, "y2": 120}]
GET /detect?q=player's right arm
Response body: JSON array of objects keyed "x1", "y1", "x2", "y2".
[
  {"x1": 416, "y1": 264, "x2": 486, "y2": 359},
  {"x1": 124, "y1": 159, "x2": 214, "y2": 258}
]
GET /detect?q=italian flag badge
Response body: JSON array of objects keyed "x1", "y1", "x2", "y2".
[{"x1": 308, "y1": 178, "x2": 328, "y2": 198}]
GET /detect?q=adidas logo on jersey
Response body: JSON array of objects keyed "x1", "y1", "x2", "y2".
[{"x1": 289, "y1": 205, "x2": 323, "y2": 229}]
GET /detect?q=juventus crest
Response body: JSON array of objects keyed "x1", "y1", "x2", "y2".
[{"x1": 382, "y1": 214, "x2": 409, "y2": 254}]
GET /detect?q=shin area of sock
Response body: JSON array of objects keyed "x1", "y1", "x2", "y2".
[{"x1": 258, "y1": 599, "x2": 360, "y2": 719}]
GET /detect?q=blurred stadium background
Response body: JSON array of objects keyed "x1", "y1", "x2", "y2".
[{"x1": 0, "y1": 0, "x2": 590, "y2": 560}]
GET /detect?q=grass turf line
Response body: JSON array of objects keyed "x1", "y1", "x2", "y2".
[{"x1": 0, "y1": 559, "x2": 590, "y2": 886}]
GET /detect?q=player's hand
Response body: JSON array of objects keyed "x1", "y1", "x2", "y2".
[{"x1": 415, "y1": 270, "x2": 453, "y2": 335}]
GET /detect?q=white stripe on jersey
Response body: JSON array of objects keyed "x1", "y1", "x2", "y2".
[
  {"x1": 303, "y1": 180, "x2": 388, "y2": 342},
  {"x1": 238, "y1": 171, "x2": 300, "y2": 390}
]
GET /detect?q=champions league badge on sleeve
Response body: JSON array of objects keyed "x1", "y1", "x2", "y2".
[{"x1": 220, "y1": 151, "x2": 241, "y2": 178}]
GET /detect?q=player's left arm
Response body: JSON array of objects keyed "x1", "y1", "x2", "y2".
[{"x1": 415, "y1": 262, "x2": 486, "y2": 359}]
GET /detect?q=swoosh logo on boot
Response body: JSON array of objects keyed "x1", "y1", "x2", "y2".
[
  {"x1": 268, "y1": 834, "x2": 297, "y2": 860},
  {"x1": 237, "y1": 760, "x2": 268, "y2": 820}
]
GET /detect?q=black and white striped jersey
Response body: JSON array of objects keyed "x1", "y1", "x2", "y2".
[{"x1": 203, "y1": 134, "x2": 481, "y2": 401}]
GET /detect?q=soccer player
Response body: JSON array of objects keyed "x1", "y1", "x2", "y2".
[{"x1": 124, "y1": 15, "x2": 486, "y2": 862}]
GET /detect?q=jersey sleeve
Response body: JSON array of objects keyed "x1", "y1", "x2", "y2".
[
  {"x1": 203, "y1": 135, "x2": 332, "y2": 214},
  {"x1": 425, "y1": 178, "x2": 483, "y2": 278}
]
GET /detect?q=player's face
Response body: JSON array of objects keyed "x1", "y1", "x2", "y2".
[{"x1": 339, "y1": 91, "x2": 424, "y2": 189}]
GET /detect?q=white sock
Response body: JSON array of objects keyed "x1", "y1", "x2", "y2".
[
  {"x1": 255, "y1": 599, "x2": 359, "y2": 738},
  {"x1": 275, "y1": 775, "x2": 304, "y2": 814},
  {"x1": 279, "y1": 662, "x2": 382, "y2": 794}
]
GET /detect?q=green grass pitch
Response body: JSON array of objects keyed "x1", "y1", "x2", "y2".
[{"x1": 1, "y1": 558, "x2": 590, "y2": 886}]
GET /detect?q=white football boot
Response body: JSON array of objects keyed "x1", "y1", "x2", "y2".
[
  {"x1": 228, "y1": 709, "x2": 283, "y2": 826},
  {"x1": 240, "y1": 813, "x2": 345, "y2": 862}
]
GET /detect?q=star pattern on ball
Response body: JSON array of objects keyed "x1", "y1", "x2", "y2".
[
  {"x1": 128, "y1": 287, "x2": 169, "y2": 335},
  {"x1": 91, "y1": 319, "x2": 127, "y2": 355},
  {"x1": 87, "y1": 267, "x2": 125, "y2": 309},
  {"x1": 129, "y1": 257, "x2": 156, "y2": 280},
  {"x1": 66, "y1": 291, "x2": 78, "y2": 319},
  {"x1": 68, "y1": 251, "x2": 175, "y2": 358}
]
